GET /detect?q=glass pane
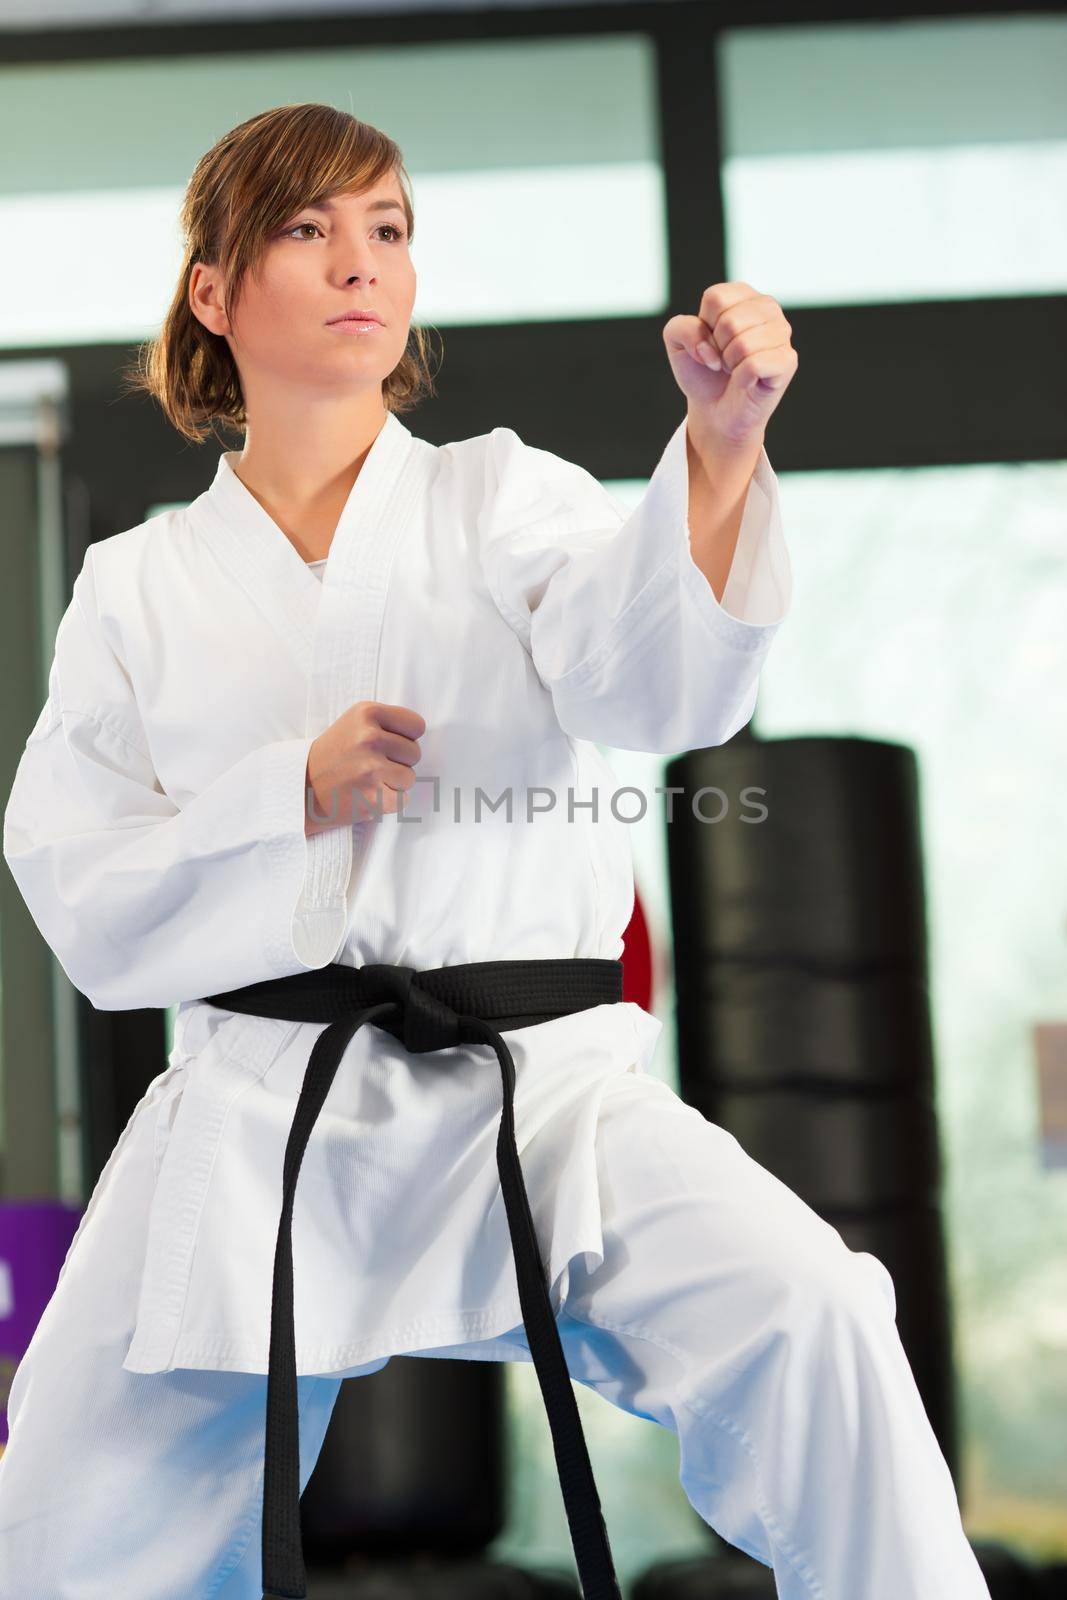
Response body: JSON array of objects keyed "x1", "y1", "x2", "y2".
[
  {"x1": 719, "y1": 15, "x2": 1067, "y2": 304},
  {"x1": 0, "y1": 36, "x2": 664, "y2": 347}
]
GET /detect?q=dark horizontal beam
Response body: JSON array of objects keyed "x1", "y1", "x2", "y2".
[
  {"x1": 374, "y1": 295, "x2": 1067, "y2": 474},
  {"x1": 3, "y1": 0, "x2": 1064, "y2": 65}
]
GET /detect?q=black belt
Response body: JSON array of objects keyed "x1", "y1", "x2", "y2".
[{"x1": 203, "y1": 958, "x2": 625, "y2": 1600}]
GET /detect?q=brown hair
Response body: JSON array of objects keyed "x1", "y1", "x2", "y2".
[{"x1": 120, "y1": 102, "x2": 440, "y2": 445}]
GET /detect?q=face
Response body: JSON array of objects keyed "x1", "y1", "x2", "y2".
[{"x1": 189, "y1": 174, "x2": 417, "y2": 402}]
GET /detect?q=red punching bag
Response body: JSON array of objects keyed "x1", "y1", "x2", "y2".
[{"x1": 621, "y1": 882, "x2": 654, "y2": 1013}]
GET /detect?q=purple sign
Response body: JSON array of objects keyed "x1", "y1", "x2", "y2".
[{"x1": 0, "y1": 1201, "x2": 83, "y2": 1445}]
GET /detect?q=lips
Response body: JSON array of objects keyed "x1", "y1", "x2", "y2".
[
  {"x1": 327, "y1": 318, "x2": 383, "y2": 336},
  {"x1": 327, "y1": 311, "x2": 383, "y2": 326}
]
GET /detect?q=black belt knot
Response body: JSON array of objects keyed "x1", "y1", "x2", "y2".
[
  {"x1": 202, "y1": 957, "x2": 625, "y2": 1600},
  {"x1": 356, "y1": 964, "x2": 463, "y2": 1053}
]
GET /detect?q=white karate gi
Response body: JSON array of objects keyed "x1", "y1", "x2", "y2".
[{"x1": 0, "y1": 409, "x2": 990, "y2": 1598}]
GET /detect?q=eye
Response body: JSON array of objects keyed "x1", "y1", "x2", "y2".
[{"x1": 283, "y1": 220, "x2": 407, "y2": 243}]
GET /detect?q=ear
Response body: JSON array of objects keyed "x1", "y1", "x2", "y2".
[{"x1": 189, "y1": 261, "x2": 230, "y2": 337}]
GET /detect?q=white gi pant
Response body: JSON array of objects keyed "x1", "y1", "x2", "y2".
[{"x1": 0, "y1": 1068, "x2": 991, "y2": 1600}]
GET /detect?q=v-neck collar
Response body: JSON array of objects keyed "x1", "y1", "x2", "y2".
[
  {"x1": 188, "y1": 406, "x2": 412, "y2": 656},
  {"x1": 209, "y1": 408, "x2": 411, "y2": 585},
  {"x1": 187, "y1": 402, "x2": 436, "y2": 770}
]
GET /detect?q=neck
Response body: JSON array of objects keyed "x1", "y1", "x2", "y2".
[{"x1": 231, "y1": 396, "x2": 390, "y2": 562}]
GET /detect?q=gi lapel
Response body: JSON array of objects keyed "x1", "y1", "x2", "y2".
[
  {"x1": 192, "y1": 409, "x2": 416, "y2": 704},
  {"x1": 190, "y1": 407, "x2": 431, "y2": 887}
]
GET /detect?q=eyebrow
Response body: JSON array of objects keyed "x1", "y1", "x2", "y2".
[{"x1": 308, "y1": 197, "x2": 406, "y2": 217}]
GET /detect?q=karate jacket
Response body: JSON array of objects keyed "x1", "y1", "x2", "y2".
[{"x1": 2, "y1": 407, "x2": 792, "y2": 1377}]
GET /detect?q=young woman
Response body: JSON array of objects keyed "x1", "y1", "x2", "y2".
[{"x1": 0, "y1": 102, "x2": 989, "y2": 1600}]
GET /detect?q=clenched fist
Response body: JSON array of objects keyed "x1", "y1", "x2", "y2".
[
  {"x1": 663, "y1": 281, "x2": 798, "y2": 451},
  {"x1": 305, "y1": 701, "x2": 426, "y2": 835}
]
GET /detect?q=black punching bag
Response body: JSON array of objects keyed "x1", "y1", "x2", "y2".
[
  {"x1": 300, "y1": 1357, "x2": 506, "y2": 1564},
  {"x1": 664, "y1": 735, "x2": 960, "y2": 1485}
]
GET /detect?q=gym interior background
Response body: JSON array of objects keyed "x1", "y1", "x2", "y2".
[{"x1": 0, "y1": 1, "x2": 1065, "y2": 1594}]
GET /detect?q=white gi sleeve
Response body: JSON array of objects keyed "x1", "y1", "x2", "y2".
[
  {"x1": 2, "y1": 546, "x2": 351, "y2": 1011},
  {"x1": 478, "y1": 414, "x2": 793, "y2": 754}
]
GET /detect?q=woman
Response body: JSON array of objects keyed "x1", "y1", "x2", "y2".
[{"x1": 0, "y1": 102, "x2": 988, "y2": 1600}]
